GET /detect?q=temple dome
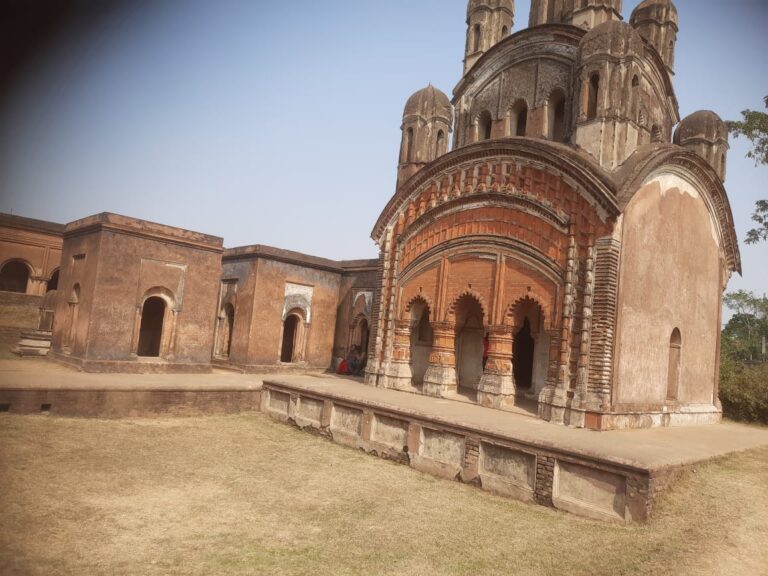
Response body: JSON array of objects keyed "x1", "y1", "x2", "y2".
[
  {"x1": 674, "y1": 110, "x2": 728, "y2": 145},
  {"x1": 403, "y1": 85, "x2": 452, "y2": 120}
]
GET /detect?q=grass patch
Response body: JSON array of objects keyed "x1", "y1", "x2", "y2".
[{"x1": 1, "y1": 413, "x2": 766, "y2": 576}]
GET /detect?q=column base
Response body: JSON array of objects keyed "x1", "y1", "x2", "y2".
[
  {"x1": 423, "y1": 365, "x2": 457, "y2": 397},
  {"x1": 385, "y1": 360, "x2": 415, "y2": 391},
  {"x1": 477, "y1": 373, "x2": 515, "y2": 409}
]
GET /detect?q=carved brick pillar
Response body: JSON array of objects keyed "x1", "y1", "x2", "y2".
[
  {"x1": 386, "y1": 319, "x2": 415, "y2": 390},
  {"x1": 478, "y1": 325, "x2": 515, "y2": 409},
  {"x1": 422, "y1": 321, "x2": 457, "y2": 397}
]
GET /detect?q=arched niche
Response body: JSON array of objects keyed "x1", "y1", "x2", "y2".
[
  {"x1": 452, "y1": 293, "x2": 486, "y2": 392},
  {"x1": 132, "y1": 287, "x2": 177, "y2": 359},
  {"x1": 0, "y1": 260, "x2": 32, "y2": 293},
  {"x1": 215, "y1": 302, "x2": 236, "y2": 359},
  {"x1": 280, "y1": 308, "x2": 307, "y2": 364}
]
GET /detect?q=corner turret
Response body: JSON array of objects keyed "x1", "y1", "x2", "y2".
[
  {"x1": 398, "y1": 85, "x2": 453, "y2": 186},
  {"x1": 464, "y1": 0, "x2": 515, "y2": 74}
]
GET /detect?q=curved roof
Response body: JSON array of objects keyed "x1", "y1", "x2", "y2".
[
  {"x1": 630, "y1": 0, "x2": 679, "y2": 27},
  {"x1": 372, "y1": 138, "x2": 619, "y2": 242},
  {"x1": 674, "y1": 110, "x2": 729, "y2": 145},
  {"x1": 580, "y1": 19, "x2": 646, "y2": 57},
  {"x1": 403, "y1": 85, "x2": 452, "y2": 120},
  {"x1": 468, "y1": 0, "x2": 514, "y2": 13},
  {"x1": 615, "y1": 143, "x2": 740, "y2": 274}
]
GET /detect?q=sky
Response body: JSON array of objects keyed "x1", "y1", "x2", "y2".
[{"x1": 0, "y1": 0, "x2": 765, "y2": 302}]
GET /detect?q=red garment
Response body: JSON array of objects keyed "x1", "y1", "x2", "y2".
[{"x1": 337, "y1": 359, "x2": 348, "y2": 374}]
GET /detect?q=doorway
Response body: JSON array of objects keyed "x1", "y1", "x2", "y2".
[
  {"x1": 513, "y1": 318, "x2": 535, "y2": 389},
  {"x1": 137, "y1": 297, "x2": 166, "y2": 357},
  {"x1": 454, "y1": 295, "x2": 485, "y2": 392}
]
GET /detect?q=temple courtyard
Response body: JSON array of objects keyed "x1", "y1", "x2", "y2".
[{"x1": 1, "y1": 358, "x2": 768, "y2": 575}]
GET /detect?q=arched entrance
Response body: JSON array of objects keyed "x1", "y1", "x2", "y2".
[
  {"x1": 510, "y1": 297, "x2": 546, "y2": 394},
  {"x1": 46, "y1": 269, "x2": 60, "y2": 292},
  {"x1": 137, "y1": 297, "x2": 166, "y2": 357},
  {"x1": 513, "y1": 318, "x2": 535, "y2": 389},
  {"x1": 409, "y1": 300, "x2": 433, "y2": 387},
  {"x1": 216, "y1": 303, "x2": 235, "y2": 358},
  {"x1": 0, "y1": 260, "x2": 31, "y2": 293},
  {"x1": 280, "y1": 310, "x2": 305, "y2": 363},
  {"x1": 350, "y1": 315, "x2": 370, "y2": 356},
  {"x1": 454, "y1": 294, "x2": 485, "y2": 392},
  {"x1": 63, "y1": 284, "x2": 80, "y2": 353}
]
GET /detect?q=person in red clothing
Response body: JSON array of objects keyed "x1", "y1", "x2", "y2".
[{"x1": 482, "y1": 333, "x2": 489, "y2": 370}]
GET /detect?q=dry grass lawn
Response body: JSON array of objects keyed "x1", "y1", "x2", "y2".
[{"x1": 1, "y1": 412, "x2": 766, "y2": 576}]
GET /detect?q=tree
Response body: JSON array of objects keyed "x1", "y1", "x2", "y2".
[
  {"x1": 728, "y1": 96, "x2": 768, "y2": 244},
  {"x1": 722, "y1": 290, "x2": 768, "y2": 361}
]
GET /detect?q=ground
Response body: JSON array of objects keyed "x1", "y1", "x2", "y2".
[{"x1": 1, "y1": 412, "x2": 766, "y2": 576}]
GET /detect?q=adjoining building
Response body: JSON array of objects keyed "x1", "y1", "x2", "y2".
[{"x1": 0, "y1": 0, "x2": 740, "y2": 430}]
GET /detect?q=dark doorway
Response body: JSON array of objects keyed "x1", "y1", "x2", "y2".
[
  {"x1": 47, "y1": 269, "x2": 59, "y2": 292},
  {"x1": 281, "y1": 315, "x2": 299, "y2": 363},
  {"x1": 513, "y1": 318, "x2": 535, "y2": 388},
  {"x1": 137, "y1": 297, "x2": 166, "y2": 357},
  {"x1": 217, "y1": 303, "x2": 235, "y2": 358},
  {"x1": 0, "y1": 261, "x2": 30, "y2": 293}
]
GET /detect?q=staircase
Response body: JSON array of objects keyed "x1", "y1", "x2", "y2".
[{"x1": 12, "y1": 330, "x2": 53, "y2": 357}]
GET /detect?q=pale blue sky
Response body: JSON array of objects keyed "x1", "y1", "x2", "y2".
[{"x1": 0, "y1": 0, "x2": 765, "y2": 298}]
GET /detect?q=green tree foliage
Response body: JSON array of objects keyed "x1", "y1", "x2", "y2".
[
  {"x1": 722, "y1": 290, "x2": 768, "y2": 361},
  {"x1": 720, "y1": 291, "x2": 768, "y2": 424},
  {"x1": 728, "y1": 95, "x2": 768, "y2": 244},
  {"x1": 744, "y1": 199, "x2": 768, "y2": 245}
]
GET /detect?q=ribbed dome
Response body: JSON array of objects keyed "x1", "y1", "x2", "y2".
[
  {"x1": 630, "y1": 0, "x2": 678, "y2": 27},
  {"x1": 403, "y1": 85, "x2": 452, "y2": 120},
  {"x1": 674, "y1": 111, "x2": 728, "y2": 145},
  {"x1": 468, "y1": 0, "x2": 514, "y2": 14},
  {"x1": 580, "y1": 20, "x2": 645, "y2": 57}
]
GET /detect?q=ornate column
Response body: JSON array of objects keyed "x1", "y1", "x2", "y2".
[
  {"x1": 477, "y1": 325, "x2": 515, "y2": 409},
  {"x1": 422, "y1": 321, "x2": 457, "y2": 397},
  {"x1": 386, "y1": 319, "x2": 415, "y2": 390}
]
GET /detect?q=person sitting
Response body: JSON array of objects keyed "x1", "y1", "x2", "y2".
[{"x1": 347, "y1": 346, "x2": 360, "y2": 375}]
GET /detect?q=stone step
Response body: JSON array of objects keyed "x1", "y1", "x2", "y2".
[{"x1": 12, "y1": 330, "x2": 52, "y2": 357}]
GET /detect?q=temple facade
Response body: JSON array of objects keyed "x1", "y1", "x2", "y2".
[{"x1": 363, "y1": 0, "x2": 740, "y2": 430}]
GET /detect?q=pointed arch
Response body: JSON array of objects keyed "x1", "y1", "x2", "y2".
[
  {"x1": 403, "y1": 293, "x2": 434, "y2": 320},
  {"x1": 504, "y1": 294, "x2": 550, "y2": 329},
  {"x1": 446, "y1": 290, "x2": 488, "y2": 323}
]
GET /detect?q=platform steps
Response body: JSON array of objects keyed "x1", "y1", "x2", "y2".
[{"x1": 12, "y1": 330, "x2": 52, "y2": 357}]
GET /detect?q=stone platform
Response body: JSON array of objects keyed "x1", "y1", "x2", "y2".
[
  {"x1": 261, "y1": 374, "x2": 768, "y2": 523},
  {"x1": 0, "y1": 359, "x2": 264, "y2": 417},
  {"x1": 2, "y1": 359, "x2": 767, "y2": 523}
]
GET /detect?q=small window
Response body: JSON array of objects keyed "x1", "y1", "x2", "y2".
[
  {"x1": 405, "y1": 127, "x2": 414, "y2": 163},
  {"x1": 547, "y1": 89, "x2": 566, "y2": 142},
  {"x1": 478, "y1": 111, "x2": 493, "y2": 141},
  {"x1": 651, "y1": 125, "x2": 663, "y2": 143},
  {"x1": 501, "y1": 25, "x2": 508, "y2": 37},
  {"x1": 46, "y1": 269, "x2": 59, "y2": 292},
  {"x1": 587, "y1": 74, "x2": 600, "y2": 120},
  {"x1": 435, "y1": 130, "x2": 445, "y2": 157},
  {"x1": 508, "y1": 99, "x2": 528, "y2": 137},
  {"x1": 473, "y1": 24, "x2": 482, "y2": 52},
  {"x1": 667, "y1": 328, "x2": 682, "y2": 401}
]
